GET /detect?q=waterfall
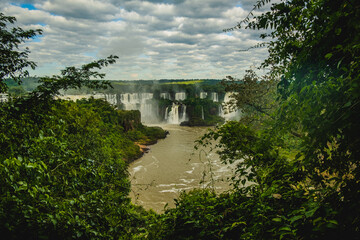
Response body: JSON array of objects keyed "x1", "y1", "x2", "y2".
[
  {"x1": 140, "y1": 103, "x2": 154, "y2": 122},
  {"x1": 211, "y1": 92, "x2": 218, "y2": 102},
  {"x1": 200, "y1": 92, "x2": 207, "y2": 99},
  {"x1": 164, "y1": 107, "x2": 169, "y2": 120},
  {"x1": 175, "y1": 92, "x2": 186, "y2": 101},
  {"x1": 120, "y1": 93, "x2": 137, "y2": 110},
  {"x1": 104, "y1": 94, "x2": 117, "y2": 106},
  {"x1": 168, "y1": 103, "x2": 180, "y2": 124},
  {"x1": 180, "y1": 105, "x2": 187, "y2": 122},
  {"x1": 165, "y1": 104, "x2": 187, "y2": 124},
  {"x1": 223, "y1": 92, "x2": 234, "y2": 103},
  {"x1": 219, "y1": 105, "x2": 224, "y2": 117},
  {"x1": 160, "y1": 93, "x2": 171, "y2": 100},
  {"x1": 92, "y1": 93, "x2": 105, "y2": 100},
  {"x1": 119, "y1": 93, "x2": 154, "y2": 110},
  {"x1": 119, "y1": 93, "x2": 158, "y2": 123},
  {"x1": 201, "y1": 106, "x2": 204, "y2": 120},
  {"x1": 222, "y1": 92, "x2": 240, "y2": 121}
]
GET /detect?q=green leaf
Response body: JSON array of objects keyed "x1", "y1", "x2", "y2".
[
  {"x1": 325, "y1": 53, "x2": 333, "y2": 59},
  {"x1": 344, "y1": 101, "x2": 352, "y2": 108},
  {"x1": 272, "y1": 217, "x2": 282, "y2": 222},
  {"x1": 289, "y1": 215, "x2": 303, "y2": 223},
  {"x1": 279, "y1": 226, "x2": 292, "y2": 232},
  {"x1": 335, "y1": 28, "x2": 342, "y2": 35}
]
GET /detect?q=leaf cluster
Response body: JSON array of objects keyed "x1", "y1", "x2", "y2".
[
  {"x1": 159, "y1": 0, "x2": 360, "y2": 239},
  {"x1": 0, "y1": 13, "x2": 42, "y2": 93}
]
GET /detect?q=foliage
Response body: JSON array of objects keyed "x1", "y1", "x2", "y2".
[
  {"x1": 159, "y1": 0, "x2": 360, "y2": 239},
  {"x1": 33, "y1": 56, "x2": 118, "y2": 100},
  {"x1": 0, "y1": 91, "x2": 169, "y2": 239},
  {"x1": 163, "y1": 80, "x2": 204, "y2": 85},
  {"x1": 127, "y1": 125, "x2": 168, "y2": 145},
  {"x1": 181, "y1": 98, "x2": 224, "y2": 126},
  {"x1": 221, "y1": 69, "x2": 277, "y2": 128},
  {"x1": 3, "y1": 1, "x2": 360, "y2": 237},
  {"x1": 160, "y1": 189, "x2": 245, "y2": 240},
  {"x1": 0, "y1": 13, "x2": 42, "y2": 93},
  {"x1": 0, "y1": 13, "x2": 170, "y2": 239}
]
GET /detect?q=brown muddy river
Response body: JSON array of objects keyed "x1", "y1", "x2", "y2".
[{"x1": 129, "y1": 124, "x2": 238, "y2": 213}]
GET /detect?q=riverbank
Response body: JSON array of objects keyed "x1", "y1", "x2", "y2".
[{"x1": 126, "y1": 125, "x2": 169, "y2": 162}]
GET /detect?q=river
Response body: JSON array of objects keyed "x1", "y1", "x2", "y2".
[{"x1": 129, "y1": 124, "x2": 237, "y2": 213}]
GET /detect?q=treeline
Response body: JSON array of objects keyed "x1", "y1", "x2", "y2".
[
  {"x1": 154, "y1": 0, "x2": 360, "y2": 239},
  {"x1": 0, "y1": 95, "x2": 167, "y2": 239},
  {"x1": 5, "y1": 78, "x2": 225, "y2": 97},
  {"x1": 2, "y1": 0, "x2": 360, "y2": 238},
  {"x1": 0, "y1": 17, "x2": 166, "y2": 238},
  {"x1": 62, "y1": 80, "x2": 225, "y2": 96}
]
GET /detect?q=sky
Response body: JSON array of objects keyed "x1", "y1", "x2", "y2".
[{"x1": 0, "y1": 0, "x2": 271, "y2": 80}]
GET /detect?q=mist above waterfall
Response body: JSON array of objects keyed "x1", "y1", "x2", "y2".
[{"x1": 59, "y1": 80, "x2": 234, "y2": 125}]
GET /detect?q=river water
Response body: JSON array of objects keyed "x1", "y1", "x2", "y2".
[{"x1": 129, "y1": 124, "x2": 237, "y2": 213}]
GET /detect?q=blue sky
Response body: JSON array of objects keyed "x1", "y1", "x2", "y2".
[
  {"x1": 1, "y1": 0, "x2": 269, "y2": 80},
  {"x1": 17, "y1": 3, "x2": 38, "y2": 10}
]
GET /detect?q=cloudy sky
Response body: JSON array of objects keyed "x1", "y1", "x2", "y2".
[{"x1": 1, "y1": 0, "x2": 270, "y2": 80}]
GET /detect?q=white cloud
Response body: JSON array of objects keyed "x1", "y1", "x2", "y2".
[{"x1": 0, "y1": 0, "x2": 271, "y2": 80}]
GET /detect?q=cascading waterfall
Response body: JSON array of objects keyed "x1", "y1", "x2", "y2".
[
  {"x1": 60, "y1": 89, "x2": 228, "y2": 124},
  {"x1": 167, "y1": 103, "x2": 180, "y2": 124},
  {"x1": 119, "y1": 93, "x2": 154, "y2": 109},
  {"x1": 218, "y1": 105, "x2": 224, "y2": 117},
  {"x1": 104, "y1": 94, "x2": 117, "y2": 106},
  {"x1": 120, "y1": 93, "x2": 138, "y2": 110},
  {"x1": 160, "y1": 93, "x2": 171, "y2": 100},
  {"x1": 164, "y1": 107, "x2": 169, "y2": 120},
  {"x1": 140, "y1": 103, "x2": 155, "y2": 122},
  {"x1": 222, "y1": 92, "x2": 240, "y2": 120},
  {"x1": 180, "y1": 105, "x2": 187, "y2": 122},
  {"x1": 91, "y1": 93, "x2": 106, "y2": 100},
  {"x1": 199, "y1": 92, "x2": 207, "y2": 99},
  {"x1": 175, "y1": 92, "x2": 186, "y2": 101},
  {"x1": 211, "y1": 92, "x2": 218, "y2": 102},
  {"x1": 119, "y1": 93, "x2": 158, "y2": 123}
]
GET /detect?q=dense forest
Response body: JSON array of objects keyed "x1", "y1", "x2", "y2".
[{"x1": 1, "y1": 0, "x2": 360, "y2": 239}]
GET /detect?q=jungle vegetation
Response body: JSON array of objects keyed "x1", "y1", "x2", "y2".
[
  {"x1": 157, "y1": 0, "x2": 360, "y2": 239},
  {"x1": 1, "y1": 0, "x2": 360, "y2": 238}
]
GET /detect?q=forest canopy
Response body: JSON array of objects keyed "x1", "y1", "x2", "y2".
[
  {"x1": 159, "y1": 0, "x2": 360, "y2": 239},
  {"x1": 1, "y1": 0, "x2": 360, "y2": 238}
]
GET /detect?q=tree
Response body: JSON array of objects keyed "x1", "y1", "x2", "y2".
[
  {"x1": 161, "y1": 0, "x2": 360, "y2": 239},
  {"x1": 0, "y1": 13, "x2": 42, "y2": 93},
  {"x1": 229, "y1": 0, "x2": 360, "y2": 238},
  {"x1": 0, "y1": 13, "x2": 167, "y2": 239},
  {"x1": 221, "y1": 69, "x2": 278, "y2": 127}
]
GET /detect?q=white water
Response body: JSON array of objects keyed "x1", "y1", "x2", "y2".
[
  {"x1": 120, "y1": 93, "x2": 154, "y2": 109},
  {"x1": 211, "y1": 92, "x2": 218, "y2": 102},
  {"x1": 180, "y1": 105, "x2": 187, "y2": 122},
  {"x1": 166, "y1": 103, "x2": 188, "y2": 124},
  {"x1": 160, "y1": 93, "x2": 171, "y2": 100},
  {"x1": 200, "y1": 92, "x2": 207, "y2": 99},
  {"x1": 59, "y1": 91, "x2": 225, "y2": 124},
  {"x1": 119, "y1": 93, "x2": 159, "y2": 123},
  {"x1": 167, "y1": 103, "x2": 180, "y2": 124},
  {"x1": 164, "y1": 107, "x2": 169, "y2": 120},
  {"x1": 175, "y1": 92, "x2": 186, "y2": 101},
  {"x1": 222, "y1": 92, "x2": 241, "y2": 121},
  {"x1": 104, "y1": 94, "x2": 117, "y2": 106}
]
